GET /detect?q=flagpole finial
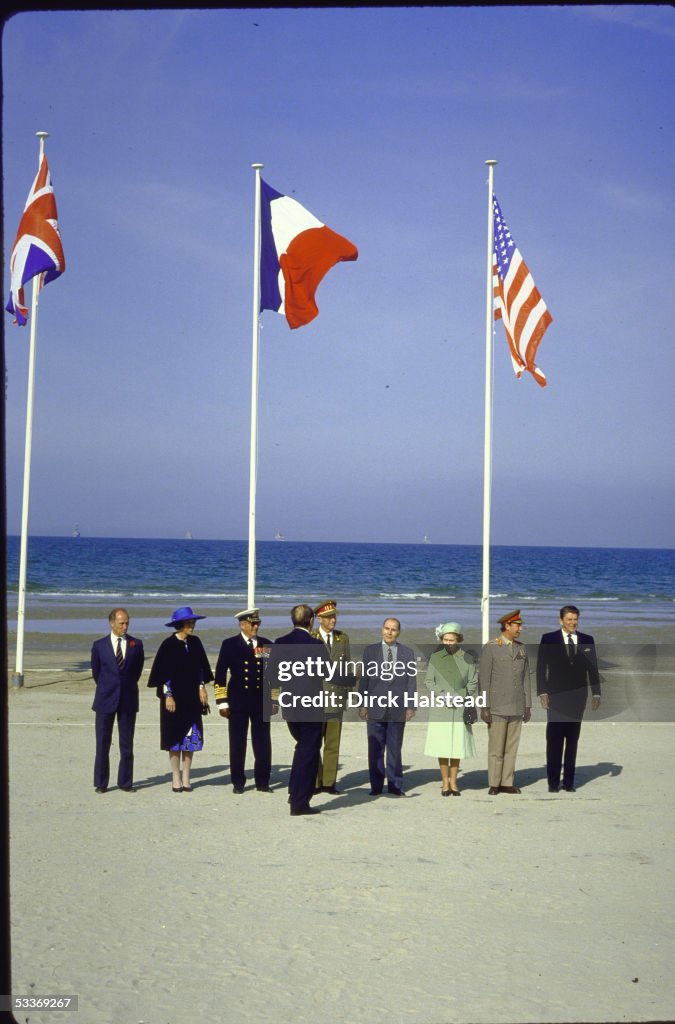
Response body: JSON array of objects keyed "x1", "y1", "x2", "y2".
[
  {"x1": 485, "y1": 159, "x2": 497, "y2": 166},
  {"x1": 251, "y1": 162, "x2": 263, "y2": 170},
  {"x1": 35, "y1": 131, "x2": 49, "y2": 161}
]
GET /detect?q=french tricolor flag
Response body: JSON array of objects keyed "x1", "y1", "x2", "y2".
[{"x1": 259, "y1": 179, "x2": 358, "y2": 330}]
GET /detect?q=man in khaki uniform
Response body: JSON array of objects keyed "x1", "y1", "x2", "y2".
[
  {"x1": 479, "y1": 610, "x2": 531, "y2": 795},
  {"x1": 311, "y1": 600, "x2": 353, "y2": 794}
]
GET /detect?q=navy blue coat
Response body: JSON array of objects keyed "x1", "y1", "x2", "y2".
[
  {"x1": 91, "y1": 634, "x2": 145, "y2": 714},
  {"x1": 214, "y1": 633, "x2": 274, "y2": 714},
  {"x1": 269, "y1": 627, "x2": 329, "y2": 723},
  {"x1": 359, "y1": 641, "x2": 417, "y2": 721},
  {"x1": 536, "y1": 629, "x2": 600, "y2": 722}
]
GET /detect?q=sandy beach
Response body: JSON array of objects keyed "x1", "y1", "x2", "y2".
[{"x1": 6, "y1": 611, "x2": 675, "y2": 1024}]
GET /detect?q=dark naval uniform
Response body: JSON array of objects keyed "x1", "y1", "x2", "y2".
[{"x1": 214, "y1": 627, "x2": 274, "y2": 791}]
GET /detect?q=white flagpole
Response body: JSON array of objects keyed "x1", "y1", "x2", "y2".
[
  {"x1": 481, "y1": 160, "x2": 497, "y2": 646},
  {"x1": 13, "y1": 130, "x2": 49, "y2": 687},
  {"x1": 247, "y1": 163, "x2": 263, "y2": 609}
]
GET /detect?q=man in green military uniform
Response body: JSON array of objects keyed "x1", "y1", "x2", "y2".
[
  {"x1": 312, "y1": 600, "x2": 353, "y2": 794},
  {"x1": 479, "y1": 609, "x2": 532, "y2": 795}
]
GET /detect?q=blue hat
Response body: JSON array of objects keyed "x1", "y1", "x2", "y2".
[{"x1": 165, "y1": 606, "x2": 206, "y2": 628}]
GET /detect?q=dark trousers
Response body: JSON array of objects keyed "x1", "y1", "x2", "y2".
[
  {"x1": 228, "y1": 712, "x2": 271, "y2": 788},
  {"x1": 94, "y1": 709, "x2": 136, "y2": 789},
  {"x1": 286, "y1": 721, "x2": 323, "y2": 810},
  {"x1": 546, "y1": 720, "x2": 582, "y2": 788},
  {"x1": 367, "y1": 719, "x2": 406, "y2": 792}
]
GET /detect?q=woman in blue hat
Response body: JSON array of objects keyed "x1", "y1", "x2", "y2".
[{"x1": 148, "y1": 607, "x2": 213, "y2": 792}]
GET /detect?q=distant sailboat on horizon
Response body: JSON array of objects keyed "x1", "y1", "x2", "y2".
[
  {"x1": 72, "y1": 525, "x2": 80, "y2": 538},
  {"x1": 422, "y1": 535, "x2": 431, "y2": 544},
  {"x1": 185, "y1": 530, "x2": 193, "y2": 540},
  {"x1": 274, "y1": 531, "x2": 285, "y2": 541}
]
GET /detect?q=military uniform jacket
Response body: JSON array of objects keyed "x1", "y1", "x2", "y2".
[
  {"x1": 310, "y1": 628, "x2": 354, "y2": 715},
  {"x1": 478, "y1": 638, "x2": 531, "y2": 717},
  {"x1": 214, "y1": 633, "x2": 273, "y2": 715}
]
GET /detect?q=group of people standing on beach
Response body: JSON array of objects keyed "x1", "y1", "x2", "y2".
[{"x1": 90, "y1": 599, "x2": 601, "y2": 815}]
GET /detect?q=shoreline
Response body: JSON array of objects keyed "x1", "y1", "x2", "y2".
[{"x1": 6, "y1": 591, "x2": 675, "y2": 642}]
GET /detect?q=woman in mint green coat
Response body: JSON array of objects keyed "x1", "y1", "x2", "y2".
[{"x1": 423, "y1": 622, "x2": 477, "y2": 796}]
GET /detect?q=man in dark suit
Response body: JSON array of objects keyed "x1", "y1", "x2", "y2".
[
  {"x1": 268, "y1": 604, "x2": 329, "y2": 816},
  {"x1": 537, "y1": 604, "x2": 601, "y2": 793},
  {"x1": 359, "y1": 618, "x2": 417, "y2": 796},
  {"x1": 91, "y1": 607, "x2": 145, "y2": 792},
  {"x1": 214, "y1": 607, "x2": 275, "y2": 794}
]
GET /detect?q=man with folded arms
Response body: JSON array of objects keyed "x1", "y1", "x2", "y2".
[{"x1": 479, "y1": 610, "x2": 531, "y2": 795}]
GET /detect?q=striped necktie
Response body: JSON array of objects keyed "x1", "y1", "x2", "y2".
[{"x1": 115, "y1": 638, "x2": 123, "y2": 667}]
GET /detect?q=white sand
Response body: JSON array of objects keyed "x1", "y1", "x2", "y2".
[{"x1": 7, "y1": 682, "x2": 674, "y2": 1024}]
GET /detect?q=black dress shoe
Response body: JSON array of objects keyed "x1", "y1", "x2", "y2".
[
  {"x1": 548, "y1": 785, "x2": 560, "y2": 793},
  {"x1": 499, "y1": 786, "x2": 521, "y2": 794},
  {"x1": 322, "y1": 785, "x2": 341, "y2": 795},
  {"x1": 94, "y1": 786, "x2": 107, "y2": 793},
  {"x1": 172, "y1": 786, "x2": 183, "y2": 793},
  {"x1": 369, "y1": 789, "x2": 382, "y2": 796},
  {"x1": 387, "y1": 786, "x2": 405, "y2": 797},
  {"x1": 119, "y1": 786, "x2": 136, "y2": 792},
  {"x1": 488, "y1": 786, "x2": 500, "y2": 795},
  {"x1": 256, "y1": 785, "x2": 273, "y2": 793},
  {"x1": 290, "y1": 805, "x2": 321, "y2": 816},
  {"x1": 450, "y1": 788, "x2": 461, "y2": 796},
  {"x1": 562, "y1": 784, "x2": 576, "y2": 792},
  {"x1": 232, "y1": 785, "x2": 245, "y2": 794},
  {"x1": 441, "y1": 789, "x2": 451, "y2": 797}
]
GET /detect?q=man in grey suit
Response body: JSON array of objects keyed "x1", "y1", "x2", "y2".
[{"x1": 479, "y1": 610, "x2": 531, "y2": 795}]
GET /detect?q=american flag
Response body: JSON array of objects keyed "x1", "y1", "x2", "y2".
[
  {"x1": 6, "y1": 152, "x2": 65, "y2": 326},
  {"x1": 492, "y1": 194, "x2": 551, "y2": 388}
]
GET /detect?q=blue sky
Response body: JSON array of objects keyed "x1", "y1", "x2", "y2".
[{"x1": 3, "y1": 6, "x2": 674, "y2": 547}]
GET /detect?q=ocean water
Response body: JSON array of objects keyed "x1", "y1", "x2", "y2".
[{"x1": 6, "y1": 536, "x2": 675, "y2": 636}]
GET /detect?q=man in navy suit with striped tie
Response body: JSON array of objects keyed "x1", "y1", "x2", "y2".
[{"x1": 91, "y1": 608, "x2": 145, "y2": 793}]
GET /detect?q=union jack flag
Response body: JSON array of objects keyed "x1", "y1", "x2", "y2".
[
  {"x1": 6, "y1": 152, "x2": 65, "y2": 326},
  {"x1": 492, "y1": 194, "x2": 551, "y2": 387}
]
